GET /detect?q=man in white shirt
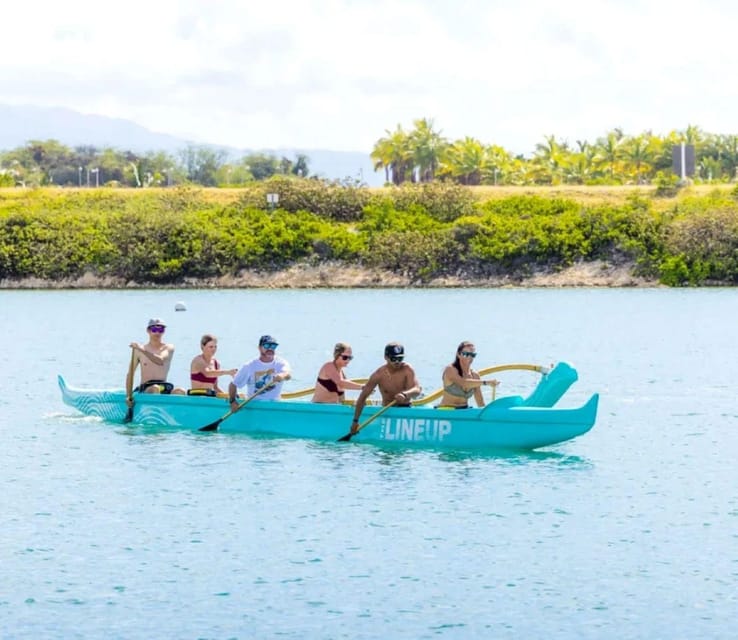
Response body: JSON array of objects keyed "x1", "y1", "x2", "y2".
[{"x1": 228, "y1": 334, "x2": 292, "y2": 408}]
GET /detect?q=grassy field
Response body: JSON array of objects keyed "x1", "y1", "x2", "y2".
[
  {"x1": 469, "y1": 183, "x2": 737, "y2": 210},
  {"x1": 3, "y1": 182, "x2": 736, "y2": 210}
]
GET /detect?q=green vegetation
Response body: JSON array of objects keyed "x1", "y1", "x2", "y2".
[
  {"x1": 2, "y1": 121, "x2": 738, "y2": 190},
  {"x1": 3, "y1": 180, "x2": 738, "y2": 287},
  {"x1": 372, "y1": 120, "x2": 738, "y2": 187},
  {"x1": 0, "y1": 140, "x2": 310, "y2": 188}
]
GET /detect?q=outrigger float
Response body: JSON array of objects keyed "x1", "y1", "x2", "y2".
[{"x1": 58, "y1": 362, "x2": 598, "y2": 450}]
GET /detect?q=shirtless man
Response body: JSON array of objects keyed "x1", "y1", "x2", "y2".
[
  {"x1": 125, "y1": 318, "x2": 184, "y2": 406},
  {"x1": 349, "y1": 342, "x2": 422, "y2": 433}
]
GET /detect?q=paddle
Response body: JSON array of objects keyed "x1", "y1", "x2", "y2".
[
  {"x1": 123, "y1": 348, "x2": 136, "y2": 423},
  {"x1": 198, "y1": 384, "x2": 271, "y2": 432},
  {"x1": 338, "y1": 400, "x2": 397, "y2": 442},
  {"x1": 282, "y1": 378, "x2": 368, "y2": 400}
]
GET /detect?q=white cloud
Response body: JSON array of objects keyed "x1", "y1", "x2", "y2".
[{"x1": 1, "y1": 0, "x2": 737, "y2": 154}]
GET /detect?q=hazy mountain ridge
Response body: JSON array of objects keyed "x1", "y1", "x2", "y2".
[{"x1": 0, "y1": 104, "x2": 380, "y2": 185}]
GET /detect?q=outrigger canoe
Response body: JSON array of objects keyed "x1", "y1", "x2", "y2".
[{"x1": 58, "y1": 362, "x2": 598, "y2": 450}]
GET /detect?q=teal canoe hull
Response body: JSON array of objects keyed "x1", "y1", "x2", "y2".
[{"x1": 57, "y1": 362, "x2": 598, "y2": 450}]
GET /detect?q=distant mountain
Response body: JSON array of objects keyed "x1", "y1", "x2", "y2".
[{"x1": 0, "y1": 104, "x2": 381, "y2": 186}]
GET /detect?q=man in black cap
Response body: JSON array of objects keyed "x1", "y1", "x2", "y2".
[
  {"x1": 349, "y1": 342, "x2": 422, "y2": 433},
  {"x1": 229, "y1": 334, "x2": 292, "y2": 407}
]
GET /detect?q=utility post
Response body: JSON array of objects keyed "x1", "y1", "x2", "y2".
[{"x1": 672, "y1": 143, "x2": 695, "y2": 184}]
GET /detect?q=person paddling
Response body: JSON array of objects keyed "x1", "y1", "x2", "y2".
[
  {"x1": 348, "y1": 342, "x2": 421, "y2": 435},
  {"x1": 189, "y1": 334, "x2": 237, "y2": 396},
  {"x1": 439, "y1": 340, "x2": 498, "y2": 409},
  {"x1": 312, "y1": 342, "x2": 364, "y2": 403},
  {"x1": 126, "y1": 318, "x2": 185, "y2": 406},
  {"x1": 228, "y1": 334, "x2": 292, "y2": 409}
]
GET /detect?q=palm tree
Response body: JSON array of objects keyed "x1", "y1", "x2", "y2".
[
  {"x1": 481, "y1": 145, "x2": 513, "y2": 185},
  {"x1": 440, "y1": 137, "x2": 486, "y2": 185},
  {"x1": 683, "y1": 124, "x2": 705, "y2": 146},
  {"x1": 594, "y1": 130, "x2": 625, "y2": 182},
  {"x1": 370, "y1": 135, "x2": 394, "y2": 183},
  {"x1": 409, "y1": 117, "x2": 447, "y2": 183},
  {"x1": 621, "y1": 135, "x2": 655, "y2": 184},
  {"x1": 371, "y1": 125, "x2": 414, "y2": 185},
  {"x1": 532, "y1": 135, "x2": 569, "y2": 184}
]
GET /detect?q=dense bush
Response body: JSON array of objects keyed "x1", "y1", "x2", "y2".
[
  {"x1": 236, "y1": 176, "x2": 370, "y2": 221},
  {"x1": 2, "y1": 186, "x2": 738, "y2": 285},
  {"x1": 375, "y1": 182, "x2": 478, "y2": 222},
  {"x1": 658, "y1": 205, "x2": 738, "y2": 285}
]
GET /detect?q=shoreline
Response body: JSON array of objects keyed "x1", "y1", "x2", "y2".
[{"x1": 0, "y1": 261, "x2": 661, "y2": 289}]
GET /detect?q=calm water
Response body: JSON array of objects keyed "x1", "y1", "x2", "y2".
[{"x1": 1, "y1": 288, "x2": 737, "y2": 639}]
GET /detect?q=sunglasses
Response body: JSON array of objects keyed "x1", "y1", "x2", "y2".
[
  {"x1": 388, "y1": 356, "x2": 404, "y2": 363},
  {"x1": 339, "y1": 355, "x2": 353, "y2": 361},
  {"x1": 460, "y1": 351, "x2": 477, "y2": 358},
  {"x1": 261, "y1": 342, "x2": 278, "y2": 350},
  {"x1": 149, "y1": 326, "x2": 165, "y2": 333}
]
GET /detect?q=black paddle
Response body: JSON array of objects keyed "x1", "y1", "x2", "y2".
[
  {"x1": 338, "y1": 400, "x2": 397, "y2": 442},
  {"x1": 198, "y1": 384, "x2": 271, "y2": 432},
  {"x1": 123, "y1": 348, "x2": 136, "y2": 423}
]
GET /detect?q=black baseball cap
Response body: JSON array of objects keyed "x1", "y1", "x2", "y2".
[{"x1": 384, "y1": 342, "x2": 404, "y2": 357}]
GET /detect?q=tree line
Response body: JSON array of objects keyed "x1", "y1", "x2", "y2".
[
  {"x1": 3, "y1": 120, "x2": 738, "y2": 189},
  {"x1": 0, "y1": 140, "x2": 310, "y2": 188},
  {"x1": 371, "y1": 119, "x2": 738, "y2": 186}
]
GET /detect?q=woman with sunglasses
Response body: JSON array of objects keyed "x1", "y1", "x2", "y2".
[
  {"x1": 439, "y1": 341, "x2": 498, "y2": 409},
  {"x1": 312, "y1": 342, "x2": 364, "y2": 403}
]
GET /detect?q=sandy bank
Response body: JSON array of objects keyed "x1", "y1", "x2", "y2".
[{"x1": 0, "y1": 261, "x2": 659, "y2": 289}]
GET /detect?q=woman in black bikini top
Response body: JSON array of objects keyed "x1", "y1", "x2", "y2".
[{"x1": 312, "y1": 342, "x2": 364, "y2": 403}]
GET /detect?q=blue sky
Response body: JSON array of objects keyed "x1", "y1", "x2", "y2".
[{"x1": 2, "y1": 0, "x2": 736, "y2": 154}]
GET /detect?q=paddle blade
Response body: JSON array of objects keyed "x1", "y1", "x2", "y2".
[
  {"x1": 198, "y1": 418, "x2": 222, "y2": 432},
  {"x1": 337, "y1": 432, "x2": 353, "y2": 442},
  {"x1": 123, "y1": 405, "x2": 134, "y2": 424}
]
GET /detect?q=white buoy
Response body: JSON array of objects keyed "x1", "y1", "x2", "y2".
[{"x1": 175, "y1": 301, "x2": 187, "y2": 311}]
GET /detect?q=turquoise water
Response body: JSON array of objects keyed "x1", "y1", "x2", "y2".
[{"x1": 2, "y1": 288, "x2": 737, "y2": 638}]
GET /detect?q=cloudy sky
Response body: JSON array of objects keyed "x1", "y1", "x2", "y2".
[{"x1": 2, "y1": 0, "x2": 736, "y2": 155}]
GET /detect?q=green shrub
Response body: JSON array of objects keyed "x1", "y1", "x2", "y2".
[
  {"x1": 653, "y1": 171, "x2": 681, "y2": 198},
  {"x1": 236, "y1": 176, "x2": 370, "y2": 221},
  {"x1": 373, "y1": 182, "x2": 478, "y2": 222},
  {"x1": 3, "y1": 187, "x2": 738, "y2": 286},
  {"x1": 361, "y1": 229, "x2": 460, "y2": 281},
  {"x1": 658, "y1": 206, "x2": 738, "y2": 284}
]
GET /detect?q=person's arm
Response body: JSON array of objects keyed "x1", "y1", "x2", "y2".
[
  {"x1": 445, "y1": 366, "x2": 494, "y2": 391},
  {"x1": 228, "y1": 381, "x2": 240, "y2": 410},
  {"x1": 351, "y1": 372, "x2": 379, "y2": 431},
  {"x1": 192, "y1": 358, "x2": 237, "y2": 378},
  {"x1": 273, "y1": 359, "x2": 292, "y2": 384},
  {"x1": 395, "y1": 366, "x2": 422, "y2": 404},
  {"x1": 125, "y1": 351, "x2": 140, "y2": 407},
  {"x1": 338, "y1": 371, "x2": 364, "y2": 391},
  {"x1": 473, "y1": 385, "x2": 485, "y2": 408},
  {"x1": 131, "y1": 344, "x2": 169, "y2": 366},
  {"x1": 229, "y1": 365, "x2": 248, "y2": 409}
]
